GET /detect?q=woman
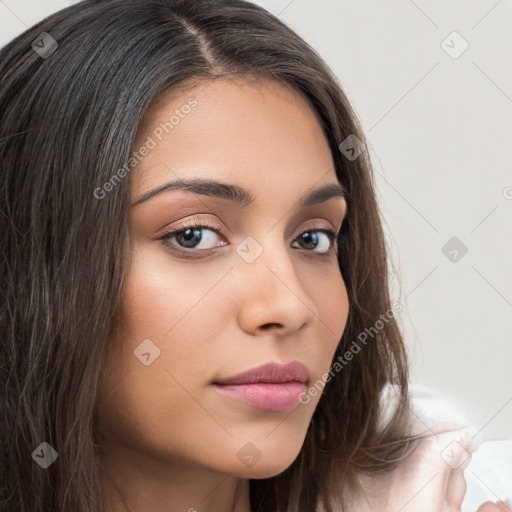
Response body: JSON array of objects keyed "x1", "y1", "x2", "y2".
[{"x1": 0, "y1": 1, "x2": 508, "y2": 511}]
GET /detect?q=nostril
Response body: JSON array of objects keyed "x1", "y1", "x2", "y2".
[{"x1": 260, "y1": 322, "x2": 283, "y2": 331}]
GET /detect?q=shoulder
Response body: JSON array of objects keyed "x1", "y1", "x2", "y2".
[{"x1": 347, "y1": 383, "x2": 483, "y2": 512}]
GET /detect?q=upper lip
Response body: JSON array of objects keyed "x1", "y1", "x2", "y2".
[{"x1": 213, "y1": 361, "x2": 309, "y2": 385}]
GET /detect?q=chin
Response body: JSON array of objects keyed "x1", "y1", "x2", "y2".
[
  {"x1": 227, "y1": 442, "x2": 304, "y2": 480},
  {"x1": 234, "y1": 459, "x2": 295, "y2": 480}
]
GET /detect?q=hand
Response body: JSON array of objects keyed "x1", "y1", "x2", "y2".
[{"x1": 477, "y1": 502, "x2": 512, "y2": 512}]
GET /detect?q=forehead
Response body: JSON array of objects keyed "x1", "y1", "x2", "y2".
[{"x1": 130, "y1": 77, "x2": 337, "y2": 202}]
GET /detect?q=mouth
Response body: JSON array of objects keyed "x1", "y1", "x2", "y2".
[{"x1": 212, "y1": 361, "x2": 309, "y2": 412}]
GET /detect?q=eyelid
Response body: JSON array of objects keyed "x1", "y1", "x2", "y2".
[
  {"x1": 158, "y1": 215, "x2": 225, "y2": 238},
  {"x1": 160, "y1": 219, "x2": 338, "y2": 240}
]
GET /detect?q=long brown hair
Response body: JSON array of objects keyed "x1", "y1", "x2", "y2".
[{"x1": 0, "y1": 1, "x2": 418, "y2": 510}]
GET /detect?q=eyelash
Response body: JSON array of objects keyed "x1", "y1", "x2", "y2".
[{"x1": 158, "y1": 219, "x2": 338, "y2": 258}]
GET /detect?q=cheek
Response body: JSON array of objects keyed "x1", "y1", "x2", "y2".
[
  {"x1": 113, "y1": 255, "x2": 239, "y2": 412},
  {"x1": 120, "y1": 245, "x2": 232, "y2": 348},
  {"x1": 293, "y1": 268, "x2": 348, "y2": 407},
  {"x1": 95, "y1": 249, "x2": 230, "y2": 444},
  {"x1": 320, "y1": 269, "x2": 349, "y2": 334},
  {"x1": 306, "y1": 262, "x2": 349, "y2": 354}
]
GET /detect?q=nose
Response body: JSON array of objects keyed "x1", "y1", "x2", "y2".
[{"x1": 235, "y1": 237, "x2": 319, "y2": 337}]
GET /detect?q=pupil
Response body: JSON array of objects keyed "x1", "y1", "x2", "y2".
[
  {"x1": 179, "y1": 228, "x2": 202, "y2": 248},
  {"x1": 301, "y1": 232, "x2": 317, "y2": 249}
]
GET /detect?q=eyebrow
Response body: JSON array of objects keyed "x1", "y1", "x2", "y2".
[{"x1": 131, "y1": 177, "x2": 347, "y2": 208}]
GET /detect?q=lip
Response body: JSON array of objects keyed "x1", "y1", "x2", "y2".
[
  {"x1": 212, "y1": 361, "x2": 309, "y2": 412},
  {"x1": 213, "y1": 361, "x2": 309, "y2": 386}
]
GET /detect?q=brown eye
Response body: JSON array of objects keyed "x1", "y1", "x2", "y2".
[
  {"x1": 292, "y1": 229, "x2": 336, "y2": 254},
  {"x1": 169, "y1": 227, "x2": 205, "y2": 249},
  {"x1": 159, "y1": 222, "x2": 227, "y2": 253}
]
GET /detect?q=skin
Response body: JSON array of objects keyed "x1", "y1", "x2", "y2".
[
  {"x1": 478, "y1": 504, "x2": 511, "y2": 512},
  {"x1": 94, "y1": 77, "x2": 508, "y2": 512},
  {"x1": 95, "y1": 77, "x2": 349, "y2": 512}
]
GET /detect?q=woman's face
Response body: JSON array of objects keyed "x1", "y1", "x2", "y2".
[{"x1": 96, "y1": 77, "x2": 349, "y2": 480}]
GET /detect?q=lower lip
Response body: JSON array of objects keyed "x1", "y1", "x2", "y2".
[{"x1": 213, "y1": 382, "x2": 306, "y2": 411}]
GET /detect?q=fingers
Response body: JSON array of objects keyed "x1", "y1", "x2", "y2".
[
  {"x1": 445, "y1": 465, "x2": 467, "y2": 508},
  {"x1": 477, "y1": 501, "x2": 511, "y2": 512}
]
